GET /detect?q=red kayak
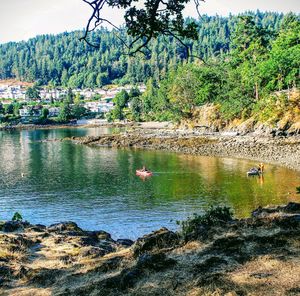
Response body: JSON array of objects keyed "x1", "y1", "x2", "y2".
[{"x1": 136, "y1": 169, "x2": 153, "y2": 177}]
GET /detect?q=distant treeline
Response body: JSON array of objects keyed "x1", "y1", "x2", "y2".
[{"x1": 0, "y1": 11, "x2": 284, "y2": 88}]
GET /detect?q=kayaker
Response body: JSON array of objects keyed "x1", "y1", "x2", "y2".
[
  {"x1": 258, "y1": 163, "x2": 264, "y2": 173},
  {"x1": 142, "y1": 165, "x2": 148, "y2": 172}
]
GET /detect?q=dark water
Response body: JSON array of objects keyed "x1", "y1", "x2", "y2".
[{"x1": 0, "y1": 127, "x2": 300, "y2": 239}]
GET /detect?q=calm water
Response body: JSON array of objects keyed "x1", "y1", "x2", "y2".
[{"x1": 0, "y1": 127, "x2": 300, "y2": 239}]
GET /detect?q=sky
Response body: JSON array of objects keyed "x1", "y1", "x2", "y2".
[{"x1": 0, "y1": 0, "x2": 299, "y2": 44}]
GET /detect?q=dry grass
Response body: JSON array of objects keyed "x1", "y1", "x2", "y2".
[
  {"x1": 230, "y1": 256, "x2": 300, "y2": 296},
  {"x1": 1, "y1": 205, "x2": 300, "y2": 296}
]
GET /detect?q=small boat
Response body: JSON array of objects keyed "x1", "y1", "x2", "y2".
[
  {"x1": 247, "y1": 168, "x2": 261, "y2": 176},
  {"x1": 136, "y1": 169, "x2": 153, "y2": 177}
]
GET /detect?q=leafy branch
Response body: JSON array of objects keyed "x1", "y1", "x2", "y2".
[{"x1": 80, "y1": 0, "x2": 205, "y2": 58}]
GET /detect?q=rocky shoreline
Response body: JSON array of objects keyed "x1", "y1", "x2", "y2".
[
  {"x1": 0, "y1": 122, "x2": 119, "y2": 132},
  {"x1": 65, "y1": 129, "x2": 300, "y2": 171},
  {"x1": 0, "y1": 203, "x2": 299, "y2": 295}
]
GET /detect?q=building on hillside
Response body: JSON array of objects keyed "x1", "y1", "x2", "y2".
[
  {"x1": 39, "y1": 89, "x2": 67, "y2": 102},
  {"x1": 48, "y1": 107, "x2": 60, "y2": 117},
  {"x1": 0, "y1": 85, "x2": 26, "y2": 100},
  {"x1": 19, "y1": 105, "x2": 43, "y2": 122},
  {"x1": 83, "y1": 101, "x2": 114, "y2": 114}
]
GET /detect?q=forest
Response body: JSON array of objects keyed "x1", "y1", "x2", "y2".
[
  {"x1": 0, "y1": 11, "x2": 299, "y2": 124},
  {"x1": 111, "y1": 13, "x2": 300, "y2": 123},
  {"x1": 0, "y1": 11, "x2": 284, "y2": 87}
]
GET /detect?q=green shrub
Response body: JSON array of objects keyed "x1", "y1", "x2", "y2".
[
  {"x1": 178, "y1": 206, "x2": 233, "y2": 239},
  {"x1": 12, "y1": 212, "x2": 23, "y2": 222}
]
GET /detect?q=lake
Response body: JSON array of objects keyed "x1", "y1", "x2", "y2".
[{"x1": 0, "y1": 127, "x2": 300, "y2": 239}]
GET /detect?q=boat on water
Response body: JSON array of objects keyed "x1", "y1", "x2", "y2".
[
  {"x1": 247, "y1": 163, "x2": 265, "y2": 176},
  {"x1": 247, "y1": 168, "x2": 261, "y2": 176},
  {"x1": 136, "y1": 169, "x2": 153, "y2": 177}
]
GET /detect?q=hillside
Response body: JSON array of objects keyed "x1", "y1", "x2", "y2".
[{"x1": 0, "y1": 12, "x2": 283, "y2": 88}]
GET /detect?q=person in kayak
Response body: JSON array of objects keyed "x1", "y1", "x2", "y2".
[
  {"x1": 258, "y1": 163, "x2": 264, "y2": 173},
  {"x1": 142, "y1": 165, "x2": 149, "y2": 172}
]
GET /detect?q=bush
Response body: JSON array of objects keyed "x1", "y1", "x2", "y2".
[
  {"x1": 178, "y1": 206, "x2": 233, "y2": 240},
  {"x1": 12, "y1": 212, "x2": 23, "y2": 222}
]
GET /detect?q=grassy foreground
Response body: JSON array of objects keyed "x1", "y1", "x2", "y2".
[{"x1": 0, "y1": 203, "x2": 300, "y2": 295}]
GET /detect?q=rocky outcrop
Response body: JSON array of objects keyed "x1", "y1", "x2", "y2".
[
  {"x1": 0, "y1": 203, "x2": 300, "y2": 295},
  {"x1": 132, "y1": 227, "x2": 180, "y2": 256},
  {"x1": 66, "y1": 131, "x2": 300, "y2": 171}
]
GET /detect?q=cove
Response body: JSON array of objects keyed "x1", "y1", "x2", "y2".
[{"x1": 0, "y1": 127, "x2": 300, "y2": 239}]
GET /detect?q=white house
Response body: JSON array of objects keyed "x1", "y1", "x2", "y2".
[{"x1": 48, "y1": 107, "x2": 60, "y2": 117}]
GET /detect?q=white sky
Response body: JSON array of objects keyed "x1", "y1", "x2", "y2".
[{"x1": 0, "y1": 0, "x2": 299, "y2": 44}]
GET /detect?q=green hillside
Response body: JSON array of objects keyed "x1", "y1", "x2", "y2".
[{"x1": 0, "y1": 12, "x2": 284, "y2": 88}]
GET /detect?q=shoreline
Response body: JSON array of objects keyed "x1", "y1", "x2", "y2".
[
  {"x1": 1, "y1": 203, "x2": 299, "y2": 295},
  {"x1": 0, "y1": 122, "x2": 129, "y2": 131},
  {"x1": 2, "y1": 120, "x2": 300, "y2": 172},
  {"x1": 66, "y1": 128, "x2": 300, "y2": 171}
]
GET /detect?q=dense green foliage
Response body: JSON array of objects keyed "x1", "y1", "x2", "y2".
[
  {"x1": 1, "y1": 11, "x2": 298, "y2": 124},
  {"x1": 12, "y1": 212, "x2": 23, "y2": 222},
  {"x1": 129, "y1": 13, "x2": 300, "y2": 121},
  {"x1": 0, "y1": 12, "x2": 284, "y2": 88}
]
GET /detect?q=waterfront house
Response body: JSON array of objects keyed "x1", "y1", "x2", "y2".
[{"x1": 19, "y1": 105, "x2": 43, "y2": 122}]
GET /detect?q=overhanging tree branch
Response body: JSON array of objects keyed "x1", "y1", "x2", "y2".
[{"x1": 80, "y1": 0, "x2": 205, "y2": 57}]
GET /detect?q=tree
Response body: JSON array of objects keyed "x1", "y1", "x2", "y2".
[
  {"x1": 111, "y1": 105, "x2": 124, "y2": 120},
  {"x1": 26, "y1": 84, "x2": 40, "y2": 99},
  {"x1": 0, "y1": 12, "x2": 285, "y2": 88},
  {"x1": 72, "y1": 105, "x2": 87, "y2": 119},
  {"x1": 113, "y1": 90, "x2": 129, "y2": 108},
  {"x1": 5, "y1": 103, "x2": 14, "y2": 115},
  {"x1": 59, "y1": 100, "x2": 72, "y2": 122},
  {"x1": 167, "y1": 64, "x2": 202, "y2": 116},
  {"x1": 259, "y1": 14, "x2": 300, "y2": 91},
  {"x1": 41, "y1": 108, "x2": 49, "y2": 119},
  {"x1": 81, "y1": 0, "x2": 204, "y2": 57},
  {"x1": 130, "y1": 96, "x2": 142, "y2": 121},
  {"x1": 230, "y1": 16, "x2": 271, "y2": 100},
  {"x1": 13, "y1": 103, "x2": 21, "y2": 117}
]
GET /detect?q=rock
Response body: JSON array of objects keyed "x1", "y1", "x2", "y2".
[
  {"x1": 88, "y1": 230, "x2": 112, "y2": 241},
  {"x1": 250, "y1": 272, "x2": 273, "y2": 279},
  {"x1": 132, "y1": 227, "x2": 179, "y2": 256},
  {"x1": 93, "y1": 257, "x2": 123, "y2": 273},
  {"x1": 27, "y1": 224, "x2": 46, "y2": 232},
  {"x1": 47, "y1": 222, "x2": 83, "y2": 233},
  {"x1": 1, "y1": 221, "x2": 29, "y2": 232},
  {"x1": 284, "y1": 203, "x2": 300, "y2": 213},
  {"x1": 0, "y1": 265, "x2": 11, "y2": 278},
  {"x1": 117, "y1": 239, "x2": 134, "y2": 247},
  {"x1": 211, "y1": 235, "x2": 245, "y2": 254},
  {"x1": 80, "y1": 247, "x2": 106, "y2": 258},
  {"x1": 252, "y1": 203, "x2": 300, "y2": 218}
]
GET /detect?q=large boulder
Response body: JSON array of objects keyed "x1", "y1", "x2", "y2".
[
  {"x1": 47, "y1": 222, "x2": 83, "y2": 234},
  {"x1": 132, "y1": 227, "x2": 179, "y2": 256},
  {"x1": 0, "y1": 221, "x2": 30, "y2": 232},
  {"x1": 252, "y1": 202, "x2": 300, "y2": 218}
]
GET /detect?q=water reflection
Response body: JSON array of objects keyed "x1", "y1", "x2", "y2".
[{"x1": 0, "y1": 127, "x2": 300, "y2": 238}]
